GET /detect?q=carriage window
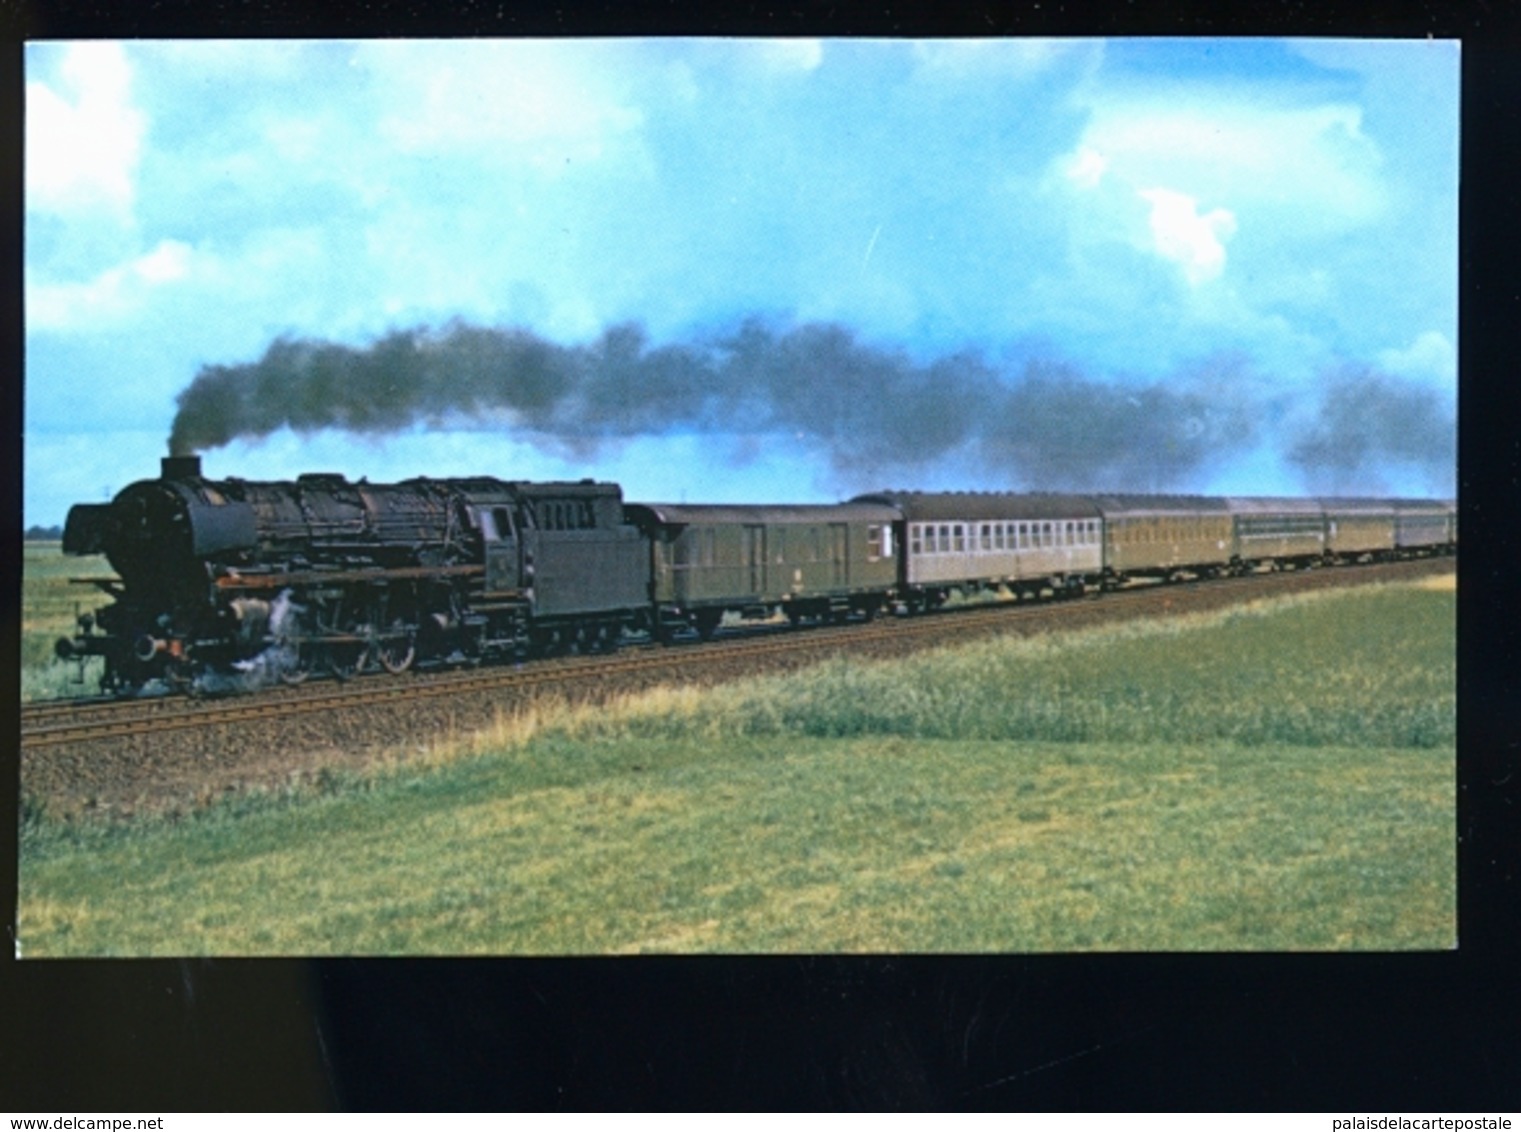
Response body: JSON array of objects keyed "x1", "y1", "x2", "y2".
[
  {"x1": 953, "y1": 524, "x2": 965, "y2": 553},
  {"x1": 939, "y1": 524, "x2": 950, "y2": 554},
  {"x1": 980, "y1": 524, "x2": 991, "y2": 552},
  {"x1": 910, "y1": 524, "x2": 923, "y2": 555},
  {"x1": 477, "y1": 509, "x2": 500, "y2": 541}
]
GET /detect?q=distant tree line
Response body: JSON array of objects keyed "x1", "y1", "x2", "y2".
[{"x1": 24, "y1": 525, "x2": 64, "y2": 541}]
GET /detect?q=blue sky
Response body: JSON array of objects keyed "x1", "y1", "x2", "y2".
[{"x1": 24, "y1": 38, "x2": 1459, "y2": 525}]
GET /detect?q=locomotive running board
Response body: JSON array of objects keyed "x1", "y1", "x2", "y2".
[{"x1": 213, "y1": 563, "x2": 485, "y2": 590}]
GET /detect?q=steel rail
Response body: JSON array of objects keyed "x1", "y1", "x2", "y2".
[{"x1": 21, "y1": 557, "x2": 1452, "y2": 751}]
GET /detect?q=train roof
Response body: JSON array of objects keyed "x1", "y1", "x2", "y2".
[
  {"x1": 626, "y1": 501, "x2": 901, "y2": 528},
  {"x1": 1388, "y1": 497, "x2": 1454, "y2": 514},
  {"x1": 1088, "y1": 494, "x2": 1233, "y2": 518},
  {"x1": 851, "y1": 491, "x2": 1100, "y2": 521},
  {"x1": 1312, "y1": 496, "x2": 1403, "y2": 515},
  {"x1": 1222, "y1": 496, "x2": 1326, "y2": 515}
]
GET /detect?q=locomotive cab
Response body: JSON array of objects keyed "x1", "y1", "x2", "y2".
[{"x1": 469, "y1": 501, "x2": 522, "y2": 594}]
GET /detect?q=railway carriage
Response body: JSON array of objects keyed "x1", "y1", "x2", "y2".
[
  {"x1": 1226, "y1": 496, "x2": 1327, "y2": 571},
  {"x1": 1392, "y1": 498, "x2": 1457, "y2": 556},
  {"x1": 1092, "y1": 494, "x2": 1234, "y2": 583},
  {"x1": 1319, "y1": 497, "x2": 1398, "y2": 562},
  {"x1": 854, "y1": 492, "x2": 1104, "y2": 607},
  {"x1": 624, "y1": 501, "x2": 900, "y2": 637}
]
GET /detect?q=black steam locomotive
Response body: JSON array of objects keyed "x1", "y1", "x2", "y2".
[
  {"x1": 56, "y1": 456, "x2": 1457, "y2": 695},
  {"x1": 58, "y1": 455, "x2": 648, "y2": 692}
]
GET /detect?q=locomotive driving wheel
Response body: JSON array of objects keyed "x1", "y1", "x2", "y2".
[
  {"x1": 279, "y1": 655, "x2": 312, "y2": 685},
  {"x1": 325, "y1": 640, "x2": 367, "y2": 681},
  {"x1": 375, "y1": 621, "x2": 416, "y2": 674}
]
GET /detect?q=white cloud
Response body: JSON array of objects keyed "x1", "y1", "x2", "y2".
[
  {"x1": 1064, "y1": 145, "x2": 1108, "y2": 189},
  {"x1": 28, "y1": 239, "x2": 195, "y2": 330},
  {"x1": 1060, "y1": 96, "x2": 1386, "y2": 233},
  {"x1": 1378, "y1": 330, "x2": 1455, "y2": 385},
  {"x1": 1139, "y1": 187, "x2": 1237, "y2": 285},
  {"x1": 359, "y1": 41, "x2": 644, "y2": 172},
  {"x1": 25, "y1": 43, "x2": 145, "y2": 220}
]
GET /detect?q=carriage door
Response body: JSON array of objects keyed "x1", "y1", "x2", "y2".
[
  {"x1": 830, "y1": 523, "x2": 848, "y2": 586},
  {"x1": 744, "y1": 524, "x2": 766, "y2": 593}
]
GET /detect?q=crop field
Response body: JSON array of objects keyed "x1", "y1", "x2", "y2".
[
  {"x1": 20, "y1": 542, "x2": 115, "y2": 701},
  {"x1": 18, "y1": 575, "x2": 1455, "y2": 955}
]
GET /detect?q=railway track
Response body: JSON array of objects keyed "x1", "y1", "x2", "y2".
[{"x1": 21, "y1": 556, "x2": 1452, "y2": 752}]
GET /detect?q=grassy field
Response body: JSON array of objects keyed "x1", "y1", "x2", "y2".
[
  {"x1": 20, "y1": 541, "x2": 115, "y2": 700},
  {"x1": 17, "y1": 576, "x2": 1455, "y2": 955}
]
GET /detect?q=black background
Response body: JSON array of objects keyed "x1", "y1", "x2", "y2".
[{"x1": 2, "y1": 0, "x2": 1517, "y2": 1111}]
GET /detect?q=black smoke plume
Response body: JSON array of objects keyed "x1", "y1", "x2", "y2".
[
  {"x1": 167, "y1": 319, "x2": 1453, "y2": 494},
  {"x1": 1287, "y1": 367, "x2": 1457, "y2": 494}
]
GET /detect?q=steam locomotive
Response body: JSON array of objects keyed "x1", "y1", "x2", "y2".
[{"x1": 55, "y1": 455, "x2": 1457, "y2": 695}]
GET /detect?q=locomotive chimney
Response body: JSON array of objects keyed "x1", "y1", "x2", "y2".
[{"x1": 162, "y1": 454, "x2": 202, "y2": 480}]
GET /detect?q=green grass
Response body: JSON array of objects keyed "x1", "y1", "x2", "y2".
[
  {"x1": 18, "y1": 578, "x2": 1455, "y2": 955},
  {"x1": 20, "y1": 541, "x2": 115, "y2": 700}
]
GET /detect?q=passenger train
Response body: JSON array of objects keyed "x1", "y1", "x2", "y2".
[{"x1": 54, "y1": 455, "x2": 1457, "y2": 695}]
